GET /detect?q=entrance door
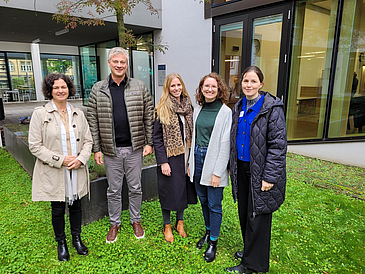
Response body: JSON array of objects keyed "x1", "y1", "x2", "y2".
[{"x1": 213, "y1": 3, "x2": 293, "y2": 108}]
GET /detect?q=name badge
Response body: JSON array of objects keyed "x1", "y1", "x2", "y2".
[{"x1": 239, "y1": 111, "x2": 244, "y2": 118}]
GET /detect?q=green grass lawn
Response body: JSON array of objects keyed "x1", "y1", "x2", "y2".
[{"x1": 0, "y1": 149, "x2": 364, "y2": 273}]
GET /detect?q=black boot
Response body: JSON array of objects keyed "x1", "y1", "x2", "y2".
[
  {"x1": 72, "y1": 235, "x2": 88, "y2": 255},
  {"x1": 226, "y1": 263, "x2": 257, "y2": 273},
  {"x1": 57, "y1": 239, "x2": 70, "y2": 261},
  {"x1": 197, "y1": 229, "x2": 210, "y2": 249},
  {"x1": 234, "y1": 250, "x2": 244, "y2": 259},
  {"x1": 204, "y1": 238, "x2": 218, "y2": 263}
]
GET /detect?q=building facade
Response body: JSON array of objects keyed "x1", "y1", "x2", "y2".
[
  {"x1": 0, "y1": 0, "x2": 161, "y2": 103},
  {"x1": 1, "y1": 0, "x2": 365, "y2": 166},
  {"x1": 156, "y1": 0, "x2": 365, "y2": 167}
]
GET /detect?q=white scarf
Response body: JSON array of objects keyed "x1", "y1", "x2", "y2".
[{"x1": 52, "y1": 100, "x2": 78, "y2": 205}]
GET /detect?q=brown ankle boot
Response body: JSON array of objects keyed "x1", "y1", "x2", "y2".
[
  {"x1": 174, "y1": 220, "x2": 187, "y2": 237},
  {"x1": 163, "y1": 224, "x2": 174, "y2": 243}
]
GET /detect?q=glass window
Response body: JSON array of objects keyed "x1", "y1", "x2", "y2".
[
  {"x1": 0, "y1": 53, "x2": 9, "y2": 90},
  {"x1": 219, "y1": 22, "x2": 243, "y2": 109},
  {"x1": 328, "y1": 0, "x2": 365, "y2": 138},
  {"x1": 133, "y1": 33, "x2": 155, "y2": 103},
  {"x1": 132, "y1": 50, "x2": 154, "y2": 104},
  {"x1": 8, "y1": 62, "x2": 14, "y2": 72},
  {"x1": 286, "y1": 0, "x2": 338, "y2": 140},
  {"x1": 7, "y1": 52, "x2": 36, "y2": 101},
  {"x1": 80, "y1": 45, "x2": 97, "y2": 105},
  {"x1": 40, "y1": 54, "x2": 81, "y2": 99},
  {"x1": 252, "y1": 14, "x2": 283, "y2": 96},
  {"x1": 80, "y1": 35, "x2": 155, "y2": 106},
  {"x1": 20, "y1": 61, "x2": 33, "y2": 72},
  {"x1": 97, "y1": 40, "x2": 117, "y2": 80}
]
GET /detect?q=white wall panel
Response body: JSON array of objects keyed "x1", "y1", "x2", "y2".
[
  {"x1": 154, "y1": 0, "x2": 212, "y2": 106},
  {"x1": 288, "y1": 142, "x2": 365, "y2": 168}
]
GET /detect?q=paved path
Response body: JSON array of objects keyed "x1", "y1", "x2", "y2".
[{"x1": 0, "y1": 99, "x2": 85, "y2": 126}]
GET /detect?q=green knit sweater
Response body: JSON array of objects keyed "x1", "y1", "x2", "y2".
[{"x1": 195, "y1": 100, "x2": 223, "y2": 147}]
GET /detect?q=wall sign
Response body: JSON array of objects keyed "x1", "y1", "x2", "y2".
[{"x1": 158, "y1": 64, "x2": 166, "y2": 86}]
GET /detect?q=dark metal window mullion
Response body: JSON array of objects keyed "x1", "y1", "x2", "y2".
[
  {"x1": 129, "y1": 49, "x2": 134, "y2": 78},
  {"x1": 322, "y1": 0, "x2": 344, "y2": 140},
  {"x1": 77, "y1": 47, "x2": 85, "y2": 105},
  {"x1": 278, "y1": 2, "x2": 295, "y2": 112},
  {"x1": 95, "y1": 44, "x2": 101, "y2": 82},
  {"x1": 4, "y1": 52, "x2": 12, "y2": 90}
]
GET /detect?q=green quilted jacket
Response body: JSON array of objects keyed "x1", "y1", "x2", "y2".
[{"x1": 86, "y1": 74, "x2": 154, "y2": 156}]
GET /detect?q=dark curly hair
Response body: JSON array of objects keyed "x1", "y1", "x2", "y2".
[
  {"x1": 195, "y1": 72, "x2": 229, "y2": 106},
  {"x1": 42, "y1": 73, "x2": 76, "y2": 100}
]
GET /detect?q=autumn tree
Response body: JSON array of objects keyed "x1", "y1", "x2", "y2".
[{"x1": 53, "y1": 0, "x2": 167, "y2": 52}]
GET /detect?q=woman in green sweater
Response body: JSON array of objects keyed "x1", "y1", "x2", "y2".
[{"x1": 188, "y1": 72, "x2": 231, "y2": 262}]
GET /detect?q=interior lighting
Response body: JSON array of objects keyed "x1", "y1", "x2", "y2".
[
  {"x1": 297, "y1": 55, "x2": 315, "y2": 58},
  {"x1": 55, "y1": 28, "x2": 70, "y2": 36}
]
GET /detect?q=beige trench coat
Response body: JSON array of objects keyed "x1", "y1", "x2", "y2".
[{"x1": 28, "y1": 102, "x2": 93, "y2": 201}]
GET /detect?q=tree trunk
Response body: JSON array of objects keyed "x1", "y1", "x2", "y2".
[{"x1": 116, "y1": 10, "x2": 126, "y2": 48}]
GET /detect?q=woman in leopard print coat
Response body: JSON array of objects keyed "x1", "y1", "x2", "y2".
[{"x1": 153, "y1": 73, "x2": 197, "y2": 243}]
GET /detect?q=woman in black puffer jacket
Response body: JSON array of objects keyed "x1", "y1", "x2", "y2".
[{"x1": 227, "y1": 66, "x2": 287, "y2": 274}]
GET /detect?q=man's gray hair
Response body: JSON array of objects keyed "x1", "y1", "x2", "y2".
[{"x1": 108, "y1": 47, "x2": 129, "y2": 64}]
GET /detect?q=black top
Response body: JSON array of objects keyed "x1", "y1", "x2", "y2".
[{"x1": 109, "y1": 76, "x2": 132, "y2": 147}]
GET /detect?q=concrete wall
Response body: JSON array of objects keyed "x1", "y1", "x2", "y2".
[
  {"x1": 124, "y1": 0, "x2": 162, "y2": 29},
  {"x1": 153, "y1": 0, "x2": 212, "y2": 104},
  {"x1": 3, "y1": 125, "x2": 159, "y2": 225},
  {"x1": 288, "y1": 142, "x2": 365, "y2": 168},
  {"x1": 0, "y1": 41, "x2": 79, "y2": 55}
]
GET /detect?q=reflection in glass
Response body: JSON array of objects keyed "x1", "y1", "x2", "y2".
[
  {"x1": 134, "y1": 33, "x2": 154, "y2": 103},
  {"x1": 80, "y1": 45, "x2": 97, "y2": 105},
  {"x1": 132, "y1": 50, "x2": 154, "y2": 104},
  {"x1": 40, "y1": 54, "x2": 81, "y2": 99},
  {"x1": 0, "y1": 53, "x2": 9, "y2": 90},
  {"x1": 7, "y1": 52, "x2": 35, "y2": 101},
  {"x1": 329, "y1": 0, "x2": 365, "y2": 138},
  {"x1": 252, "y1": 14, "x2": 282, "y2": 97},
  {"x1": 81, "y1": 35, "x2": 154, "y2": 106},
  {"x1": 286, "y1": 0, "x2": 337, "y2": 140},
  {"x1": 219, "y1": 22, "x2": 243, "y2": 109},
  {"x1": 97, "y1": 40, "x2": 117, "y2": 80}
]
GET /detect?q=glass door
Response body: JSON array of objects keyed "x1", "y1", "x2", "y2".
[
  {"x1": 219, "y1": 21, "x2": 243, "y2": 108},
  {"x1": 251, "y1": 14, "x2": 283, "y2": 97},
  {"x1": 213, "y1": 2, "x2": 293, "y2": 106},
  {"x1": 286, "y1": 0, "x2": 338, "y2": 141}
]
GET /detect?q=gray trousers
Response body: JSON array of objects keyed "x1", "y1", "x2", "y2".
[{"x1": 104, "y1": 146, "x2": 143, "y2": 225}]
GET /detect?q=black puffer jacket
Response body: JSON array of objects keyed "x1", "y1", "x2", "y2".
[{"x1": 230, "y1": 91, "x2": 287, "y2": 216}]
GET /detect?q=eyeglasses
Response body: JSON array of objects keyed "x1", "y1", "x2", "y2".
[
  {"x1": 202, "y1": 84, "x2": 218, "y2": 91},
  {"x1": 53, "y1": 86, "x2": 68, "y2": 91}
]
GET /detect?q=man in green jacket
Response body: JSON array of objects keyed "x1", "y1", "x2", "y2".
[{"x1": 87, "y1": 47, "x2": 154, "y2": 243}]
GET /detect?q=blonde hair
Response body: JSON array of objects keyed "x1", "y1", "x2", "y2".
[{"x1": 155, "y1": 73, "x2": 190, "y2": 125}]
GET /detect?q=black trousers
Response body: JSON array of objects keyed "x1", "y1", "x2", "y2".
[
  {"x1": 237, "y1": 160, "x2": 272, "y2": 273},
  {"x1": 51, "y1": 199, "x2": 82, "y2": 242}
]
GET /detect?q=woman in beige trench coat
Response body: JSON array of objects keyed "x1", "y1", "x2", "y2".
[{"x1": 28, "y1": 73, "x2": 92, "y2": 262}]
